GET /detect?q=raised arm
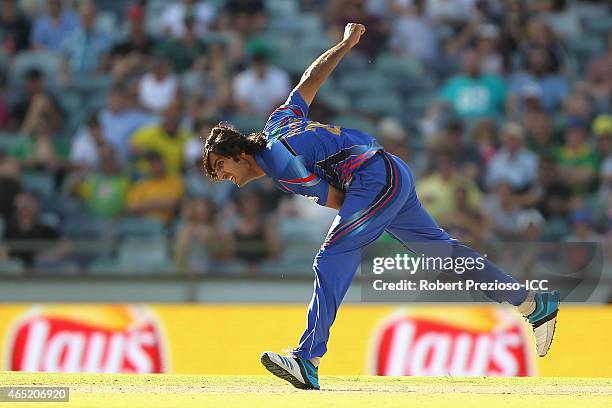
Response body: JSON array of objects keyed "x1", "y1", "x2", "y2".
[{"x1": 294, "y1": 23, "x2": 365, "y2": 106}]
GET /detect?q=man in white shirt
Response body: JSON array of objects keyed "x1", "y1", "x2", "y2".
[
  {"x1": 160, "y1": 0, "x2": 216, "y2": 38},
  {"x1": 233, "y1": 51, "x2": 290, "y2": 116},
  {"x1": 389, "y1": 0, "x2": 439, "y2": 63},
  {"x1": 486, "y1": 122, "x2": 538, "y2": 191},
  {"x1": 70, "y1": 114, "x2": 105, "y2": 169}
]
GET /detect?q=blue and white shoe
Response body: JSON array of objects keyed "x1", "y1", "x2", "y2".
[
  {"x1": 525, "y1": 291, "x2": 560, "y2": 357},
  {"x1": 260, "y1": 351, "x2": 320, "y2": 390}
]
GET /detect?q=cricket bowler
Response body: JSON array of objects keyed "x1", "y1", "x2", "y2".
[{"x1": 202, "y1": 23, "x2": 559, "y2": 390}]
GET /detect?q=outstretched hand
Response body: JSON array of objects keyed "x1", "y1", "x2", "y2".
[
  {"x1": 293, "y1": 23, "x2": 366, "y2": 106},
  {"x1": 343, "y1": 23, "x2": 366, "y2": 48}
]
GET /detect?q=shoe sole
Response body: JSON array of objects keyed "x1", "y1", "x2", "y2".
[
  {"x1": 538, "y1": 311, "x2": 558, "y2": 357},
  {"x1": 260, "y1": 354, "x2": 314, "y2": 390}
]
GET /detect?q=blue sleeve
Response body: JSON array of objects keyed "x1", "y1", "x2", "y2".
[
  {"x1": 264, "y1": 143, "x2": 329, "y2": 206},
  {"x1": 274, "y1": 151, "x2": 329, "y2": 206}
]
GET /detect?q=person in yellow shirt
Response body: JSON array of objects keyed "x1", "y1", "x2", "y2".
[
  {"x1": 416, "y1": 154, "x2": 481, "y2": 221},
  {"x1": 125, "y1": 151, "x2": 184, "y2": 223},
  {"x1": 131, "y1": 102, "x2": 191, "y2": 174}
]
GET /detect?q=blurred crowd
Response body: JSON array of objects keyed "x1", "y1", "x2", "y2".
[{"x1": 0, "y1": 0, "x2": 610, "y2": 276}]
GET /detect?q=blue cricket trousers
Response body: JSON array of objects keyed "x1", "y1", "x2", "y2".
[{"x1": 292, "y1": 152, "x2": 529, "y2": 360}]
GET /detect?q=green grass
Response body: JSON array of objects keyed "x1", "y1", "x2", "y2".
[{"x1": 0, "y1": 372, "x2": 611, "y2": 408}]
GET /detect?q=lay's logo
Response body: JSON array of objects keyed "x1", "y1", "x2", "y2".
[
  {"x1": 5, "y1": 306, "x2": 168, "y2": 373},
  {"x1": 371, "y1": 308, "x2": 535, "y2": 376}
]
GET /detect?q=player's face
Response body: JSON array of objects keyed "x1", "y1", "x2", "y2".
[{"x1": 209, "y1": 152, "x2": 253, "y2": 187}]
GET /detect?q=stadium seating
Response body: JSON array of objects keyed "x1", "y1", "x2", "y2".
[
  {"x1": 9, "y1": 51, "x2": 61, "y2": 86},
  {"x1": 1, "y1": 0, "x2": 610, "y2": 280},
  {"x1": 584, "y1": 16, "x2": 612, "y2": 35},
  {"x1": 119, "y1": 217, "x2": 166, "y2": 240},
  {"x1": 0, "y1": 258, "x2": 25, "y2": 276},
  {"x1": 0, "y1": 132, "x2": 25, "y2": 152},
  {"x1": 22, "y1": 171, "x2": 55, "y2": 200},
  {"x1": 231, "y1": 115, "x2": 268, "y2": 135},
  {"x1": 330, "y1": 114, "x2": 377, "y2": 136},
  {"x1": 117, "y1": 238, "x2": 174, "y2": 274},
  {"x1": 354, "y1": 92, "x2": 403, "y2": 117},
  {"x1": 33, "y1": 259, "x2": 80, "y2": 275},
  {"x1": 338, "y1": 72, "x2": 389, "y2": 96},
  {"x1": 375, "y1": 53, "x2": 423, "y2": 80},
  {"x1": 86, "y1": 257, "x2": 120, "y2": 275}
]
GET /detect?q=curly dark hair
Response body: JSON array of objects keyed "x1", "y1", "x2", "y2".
[{"x1": 202, "y1": 122, "x2": 267, "y2": 180}]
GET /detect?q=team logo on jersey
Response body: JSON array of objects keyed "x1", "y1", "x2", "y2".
[{"x1": 305, "y1": 195, "x2": 319, "y2": 203}]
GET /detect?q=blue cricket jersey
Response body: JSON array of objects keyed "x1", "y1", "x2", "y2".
[{"x1": 255, "y1": 90, "x2": 383, "y2": 206}]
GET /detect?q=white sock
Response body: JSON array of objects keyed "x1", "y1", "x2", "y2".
[
  {"x1": 518, "y1": 290, "x2": 536, "y2": 317},
  {"x1": 309, "y1": 357, "x2": 321, "y2": 367}
]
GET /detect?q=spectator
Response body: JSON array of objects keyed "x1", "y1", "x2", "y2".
[
  {"x1": 486, "y1": 122, "x2": 538, "y2": 191},
  {"x1": 472, "y1": 118, "x2": 498, "y2": 168},
  {"x1": 562, "y1": 90, "x2": 594, "y2": 125},
  {"x1": 437, "y1": 184, "x2": 485, "y2": 241},
  {"x1": 8, "y1": 115, "x2": 69, "y2": 173},
  {"x1": 524, "y1": 109, "x2": 556, "y2": 157},
  {"x1": 183, "y1": 117, "x2": 235, "y2": 203},
  {"x1": 416, "y1": 154, "x2": 481, "y2": 221},
  {"x1": 509, "y1": 47, "x2": 569, "y2": 113},
  {"x1": 99, "y1": 86, "x2": 156, "y2": 162},
  {"x1": 518, "y1": 209, "x2": 546, "y2": 242},
  {"x1": 229, "y1": 190, "x2": 279, "y2": 274},
  {"x1": 389, "y1": 0, "x2": 438, "y2": 64},
  {"x1": 585, "y1": 30, "x2": 612, "y2": 107},
  {"x1": 111, "y1": 4, "x2": 154, "y2": 56},
  {"x1": 6, "y1": 68, "x2": 64, "y2": 133},
  {"x1": 30, "y1": 0, "x2": 79, "y2": 52},
  {"x1": 515, "y1": 208, "x2": 546, "y2": 274},
  {"x1": 565, "y1": 208, "x2": 602, "y2": 242},
  {"x1": 161, "y1": 0, "x2": 216, "y2": 38},
  {"x1": 376, "y1": 117, "x2": 411, "y2": 164},
  {"x1": 125, "y1": 151, "x2": 184, "y2": 223},
  {"x1": 436, "y1": 49, "x2": 507, "y2": 119},
  {"x1": 0, "y1": 0, "x2": 30, "y2": 55},
  {"x1": 0, "y1": 153, "x2": 21, "y2": 222},
  {"x1": 3, "y1": 192, "x2": 60, "y2": 266},
  {"x1": 474, "y1": 24, "x2": 507, "y2": 76},
  {"x1": 593, "y1": 115, "x2": 612, "y2": 199},
  {"x1": 555, "y1": 118, "x2": 598, "y2": 194},
  {"x1": 131, "y1": 102, "x2": 191, "y2": 175},
  {"x1": 426, "y1": 0, "x2": 478, "y2": 26},
  {"x1": 232, "y1": 50, "x2": 290, "y2": 116},
  {"x1": 499, "y1": 0, "x2": 529, "y2": 55},
  {"x1": 109, "y1": 4, "x2": 155, "y2": 83},
  {"x1": 522, "y1": 156, "x2": 571, "y2": 222},
  {"x1": 447, "y1": 22, "x2": 507, "y2": 76},
  {"x1": 221, "y1": 0, "x2": 267, "y2": 38},
  {"x1": 441, "y1": 118, "x2": 481, "y2": 180},
  {"x1": 520, "y1": 19, "x2": 567, "y2": 72},
  {"x1": 173, "y1": 197, "x2": 221, "y2": 274},
  {"x1": 182, "y1": 43, "x2": 233, "y2": 117},
  {"x1": 327, "y1": 0, "x2": 385, "y2": 59},
  {"x1": 73, "y1": 146, "x2": 130, "y2": 219},
  {"x1": 517, "y1": 83, "x2": 546, "y2": 120},
  {"x1": 69, "y1": 114, "x2": 108, "y2": 170},
  {"x1": 157, "y1": 15, "x2": 208, "y2": 73},
  {"x1": 60, "y1": 1, "x2": 112, "y2": 80},
  {"x1": 481, "y1": 181, "x2": 525, "y2": 241},
  {"x1": 138, "y1": 55, "x2": 180, "y2": 113},
  {"x1": 537, "y1": 0, "x2": 582, "y2": 41}
]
